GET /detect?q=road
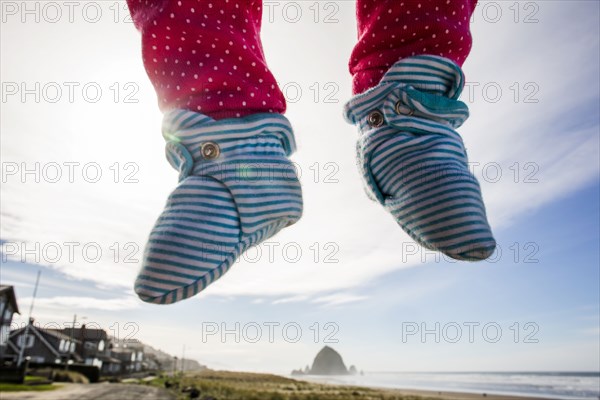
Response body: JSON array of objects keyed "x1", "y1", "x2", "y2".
[{"x1": 0, "y1": 383, "x2": 176, "y2": 400}]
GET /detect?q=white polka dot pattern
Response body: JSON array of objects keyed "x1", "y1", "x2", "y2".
[
  {"x1": 350, "y1": 0, "x2": 477, "y2": 94},
  {"x1": 127, "y1": 0, "x2": 478, "y2": 115},
  {"x1": 127, "y1": 0, "x2": 285, "y2": 119}
]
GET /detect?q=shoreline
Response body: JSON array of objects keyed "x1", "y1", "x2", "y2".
[
  {"x1": 371, "y1": 387, "x2": 553, "y2": 400},
  {"x1": 288, "y1": 375, "x2": 559, "y2": 400}
]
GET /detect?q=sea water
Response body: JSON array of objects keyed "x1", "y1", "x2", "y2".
[{"x1": 296, "y1": 371, "x2": 600, "y2": 399}]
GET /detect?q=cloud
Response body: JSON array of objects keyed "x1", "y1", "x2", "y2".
[
  {"x1": 459, "y1": 3, "x2": 600, "y2": 229},
  {"x1": 312, "y1": 293, "x2": 368, "y2": 307},
  {"x1": 579, "y1": 327, "x2": 600, "y2": 336},
  {"x1": 19, "y1": 296, "x2": 140, "y2": 311},
  {"x1": 272, "y1": 295, "x2": 309, "y2": 305}
]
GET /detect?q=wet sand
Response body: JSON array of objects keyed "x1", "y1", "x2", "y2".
[{"x1": 378, "y1": 387, "x2": 552, "y2": 400}]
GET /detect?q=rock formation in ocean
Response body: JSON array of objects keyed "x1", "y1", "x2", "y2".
[
  {"x1": 309, "y1": 346, "x2": 349, "y2": 375},
  {"x1": 291, "y1": 346, "x2": 357, "y2": 376}
]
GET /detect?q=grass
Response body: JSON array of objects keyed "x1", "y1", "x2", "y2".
[
  {"x1": 148, "y1": 370, "x2": 436, "y2": 400},
  {"x1": 0, "y1": 369, "x2": 88, "y2": 392},
  {"x1": 25, "y1": 376, "x2": 48, "y2": 383},
  {"x1": 0, "y1": 382, "x2": 60, "y2": 392}
]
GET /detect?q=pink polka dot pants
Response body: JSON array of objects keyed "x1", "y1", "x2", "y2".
[
  {"x1": 127, "y1": 0, "x2": 477, "y2": 119},
  {"x1": 351, "y1": 0, "x2": 477, "y2": 94}
]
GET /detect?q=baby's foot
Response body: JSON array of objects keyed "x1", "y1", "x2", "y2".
[
  {"x1": 135, "y1": 111, "x2": 303, "y2": 304},
  {"x1": 345, "y1": 55, "x2": 496, "y2": 261}
]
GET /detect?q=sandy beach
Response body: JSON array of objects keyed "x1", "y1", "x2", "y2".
[
  {"x1": 153, "y1": 370, "x2": 559, "y2": 400},
  {"x1": 0, "y1": 372, "x2": 567, "y2": 400},
  {"x1": 375, "y1": 387, "x2": 552, "y2": 400},
  {"x1": 292, "y1": 376, "x2": 556, "y2": 400}
]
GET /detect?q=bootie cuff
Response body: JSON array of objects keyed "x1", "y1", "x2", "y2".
[{"x1": 162, "y1": 109, "x2": 296, "y2": 182}]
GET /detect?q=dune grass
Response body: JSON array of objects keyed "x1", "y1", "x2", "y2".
[{"x1": 149, "y1": 370, "x2": 434, "y2": 400}]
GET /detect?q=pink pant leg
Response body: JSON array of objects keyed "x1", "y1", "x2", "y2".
[
  {"x1": 350, "y1": 0, "x2": 478, "y2": 94},
  {"x1": 127, "y1": 0, "x2": 285, "y2": 119}
]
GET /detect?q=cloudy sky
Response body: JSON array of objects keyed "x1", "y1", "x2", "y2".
[{"x1": 1, "y1": 1, "x2": 599, "y2": 373}]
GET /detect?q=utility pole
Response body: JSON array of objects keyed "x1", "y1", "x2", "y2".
[
  {"x1": 17, "y1": 270, "x2": 41, "y2": 367},
  {"x1": 65, "y1": 314, "x2": 77, "y2": 370},
  {"x1": 180, "y1": 345, "x2": 186, "y2": 375}
]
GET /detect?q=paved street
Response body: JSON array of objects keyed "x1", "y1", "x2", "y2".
[{"x1": 0, "y1": 383, "x2": 175, "y2": 400}]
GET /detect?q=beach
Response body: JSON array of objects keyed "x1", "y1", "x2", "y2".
[
  {"x1": 365, "y1": 388, "x2": 552, "y2": 400},
  {"x1": 295, "y1": 371, "x2": 600, "y2": 400},
  {"x1": 2, "y1": 370, "x2": 596, "y2": 400},
  {"x1": 0, "y1": 382, "x2": 552, "y2": 400},
  {"x1": 148, "y1": 370, "x2": 586, "y2": 399}
]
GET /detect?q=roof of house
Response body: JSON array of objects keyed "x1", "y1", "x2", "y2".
[
  {"x1": 45, "y1": 329, "x2": 82, "y2": 342},
  {"x1": 10, "y1": 326, "x2": 81, "y2": 343},
  {"x1": 111, "y1": 337, "x2": 142, "y2": 345},
  {"x1": 56, "y1": 327, "x2": 108, "y2": 342},
  {"x1": 8, "y1": 325, "x2": 83, "y2": 362},
  {"x1": 0, "y1": 285, "x2": 20, "y2": 314},
  {"x1": 111, "y1": 348, "x2": 134, "y2": 354},
  {"x1": 111, "y1": 338, "x2": 143, "y2": 350}
]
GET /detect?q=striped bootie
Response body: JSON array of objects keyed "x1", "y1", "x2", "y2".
[
  {"x1": 344, "y1": 55, "x2": 496, "y2": 261},
  {"x1": 135, "y1": 110, "x2": 303, "y2": 304}
]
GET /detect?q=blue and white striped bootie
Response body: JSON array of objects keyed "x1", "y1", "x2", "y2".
[
  {"x1": 135, "y1": 110, "x2": 303, "y2": 304},
  {"x1": 344, "y1": 55, "x2": 496, "y2": 261}
]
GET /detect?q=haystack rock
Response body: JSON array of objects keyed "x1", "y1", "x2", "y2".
[{"x1": 309, "y1": 346, "x2": 349, "y2": 375}]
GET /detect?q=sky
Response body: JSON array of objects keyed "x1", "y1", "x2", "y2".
[{"x1": 1, "y1": 1, "x2": 599, "y2": 374}]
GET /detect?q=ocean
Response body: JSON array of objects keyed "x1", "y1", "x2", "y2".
[{"x1": 296, "y1": 372, "x2": 600, "y2": 399}]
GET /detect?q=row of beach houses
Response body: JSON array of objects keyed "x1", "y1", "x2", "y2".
[{"x1": 0, "y1": 285, "x2": 160, "y2": 379}]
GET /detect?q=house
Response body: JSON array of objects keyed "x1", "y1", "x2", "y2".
[
  {"x1": 111, "y1": 338, "x2": 144, "y2": 373},
  {"x1": 142, "y1": 353, "x2": 162, "y2": 371},
  {"x1": 100, "y1": 355, "x2": 122, "y2": 375},
  {"x1": 0, "y1": 285, "x2": 20, "y2": 364},
  {"x1": 52, "y1": 325, "x2": 121, "y2": 375},
  {"x1": 111, "y1": 347, "x2": 135, "y2": 373},
  {"x1": 5, "y1": 320, "x2": 81, "y2": 365}
]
